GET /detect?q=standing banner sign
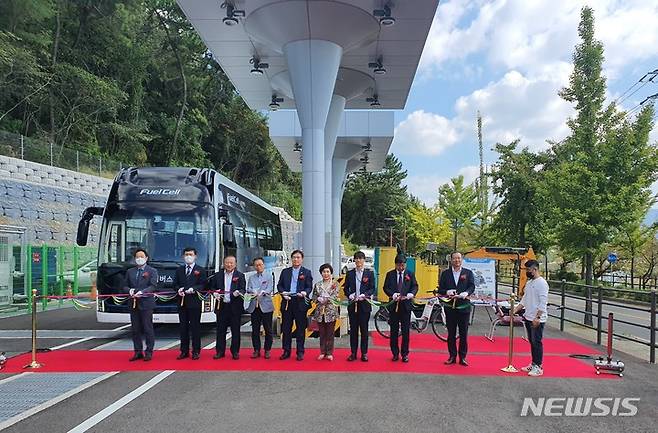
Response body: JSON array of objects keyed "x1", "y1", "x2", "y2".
[{"x1": 463, "y1": 258, "x2": 496, "y2": 302}]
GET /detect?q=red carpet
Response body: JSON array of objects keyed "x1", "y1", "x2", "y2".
[
  {"x1": 370, "y1": 333, "x2": 601, "y2": 355},
  {"x1": 4, "y1": 348, "x2": 614, "y2": 379}
]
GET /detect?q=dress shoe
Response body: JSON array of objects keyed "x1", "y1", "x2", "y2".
[
  {"x1": 264, "y1": 351, "x2": 271, "y2": 359},
  {"x1": 361, "y1": 354, "x2": 368, "y2": 362},
  {"x1": 213, "y1": 353, "x2": 225, "y2": 360},
  {"x1": 143, "y1": 353, "x2": 152, "y2": 362},
  {"x1": 232, "y1": 353, "x2": 240, "y2": 360},
  {"x1": 392, "y1": 354, "x2": 399, "y2": 362},
  {"x1": 251, "y1": 351, "x2": 261, "y2": 359},
  {"x1": 402, "y1": 355, "x2": 409, "y2": 363},
  {"x1": 176, "y1": 353, "x2": 189, "y2": 360},
  {"x1": 444, "y1": 357, "x2": 456, "y2": 365},
  {"x1": 129, "y1": 352, "x2": 144, "y2": 362},
  {"x1": 296, "y1": 353, "x2": 304, "y2": 361},
  {"x1": 279, "y1": 351, "x2": 291, "y2": 360},
  {"x1": 459, "y1": 359, "x2": 469, "y2": 366},
  {"x1": 326, "y1": 355, "x2": 333, "y2": 361},
  {"x1": 347, "y1": 354, "x2": 357, "y2": 362},
  {"x1": 192, "y1": 353, "x2": 200, "y2": 360}
]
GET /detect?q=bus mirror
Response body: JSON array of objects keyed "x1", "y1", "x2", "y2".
[
  {"x1": 77, "y1": 219, "x2": 90, "y2": 246},
  {"x1": 222, "y1": 222, "x2": 235, "y2": 246},
  {"x1": 77, "y1": 206, "x2": 104, "y2": 246}
]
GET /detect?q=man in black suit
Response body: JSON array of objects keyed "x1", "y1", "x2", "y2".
[
  {"x1": 213, "y1": 255, "x2": 246, "y2": 360},
  {"x1": 174, "y1": 247, "x2": 206, "y2": 360},
  {"x1": 276, "y1": 249, "x2": 313, "y2": 361},
  {"x1": 438, "y1": 251, "x2": 475, "y2": 366},
  {"x1": 343, "y1": 251, "x2": 375, "y2": 362},
  {"x1": 382, "y1": 254, "x2": 418, "y2": 363},
  {"x1": 122, "y1": 248, "x2": 159, "y2": 362}
]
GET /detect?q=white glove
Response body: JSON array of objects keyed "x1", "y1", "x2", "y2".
[
  {"x1": 135, "y1": 291, "x2": 143, "y2": 297},
  {"x1": 349, "y1": 294, "x2": 355, "y2": 301},
  {"x1": 392, "y1": 293, "x2": 400, "y2": 300},
  {"x1": 358, "y1": 294, "x2": 366, "y2": 301},
  {"x1": 283, "y1": 295, "x2": 291, "y2": 301},
  {"x1": 129, "y1": 288, "x2": 135, "y2": 296},
  {"x1": 459, "y1": 291, "x2": 469, "y2": 299},
  {"x1": 232, "y1": 290, "x2": 240, "y2": 297},
  {"x1": 178, "y1": 288, "x2": 185, "y2": 296},
  {"x1": 212, "y1": 292, "x2": 221, "y2": 299},
  {"x1": 406, "y1": 293, "x2": 414, "y2": 300},
  {"x1": 299, "y1": 291, "x2": 307, "y2": 297},
  {"x1": 185, "y1": 288, "x2": 194, "y2": 295},
  {"x1": 318, "y1": 296, "x2": 325, "y2": 304},
  {"x1": 447, "y1": 289, "x2": 457, "y2": 296}
]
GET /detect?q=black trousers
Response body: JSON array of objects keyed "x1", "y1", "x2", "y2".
[
  {"x1": 130, "y1": 308, "x2": 154, "y2": 354},
  {"x1": 348, "y1": 303, "x2": 370, "y2": 355},
  {"x1": 524, "y1": 319, "x2": 545, "y2": 366},
  {"x1": 250, "y1": 307, "x2": 273, "y2": 352},
  {"x1": 388, "y1": 305, "x2": 411, "y2": 357},
  {"x1": 445, "y1": 306, "x2": 470, "y2": 359},
  {"x1": 281, "y1": 299, "x2": 307, "y2": 355},
  {"x1": 179, "y1": 307, "x2": 201, "y2": 354},
  {"x1": 215, "y1": 303, "x2": 241, "y2": 356}
]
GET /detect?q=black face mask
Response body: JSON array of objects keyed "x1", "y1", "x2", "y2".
[{"x1": 526, "y1": 271, "x2": 534, "y2": 279}]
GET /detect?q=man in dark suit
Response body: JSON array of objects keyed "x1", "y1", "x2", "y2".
[
  {"x1": 438, "y1": 251, "x2": 475, "y2": 366},
  {"x1": 343, "y1": 251, "x2": 375, "y2": 362},
  {"x1": 213, "y1": 255, "x2": 246, "y2": 360},
  {"x1": 122, "y1": 248, "x2": 159, "y2": 362},
  {"x1": 173, "y1": 247, "x2": 206, "y2": 360},
  {"x1": 382, "y1": 254, "x2": 418, "y2": 363},
  {"x1": 276, "y1": 249, "x2": 313, "y2": 361}
]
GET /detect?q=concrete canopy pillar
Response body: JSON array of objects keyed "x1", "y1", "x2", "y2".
[
  {"x1": 324, "y1": 95, "x2": 346, "y2": 273},
  {"x1": 284, "y1": 39, "x2": 342, "y2": 278}
]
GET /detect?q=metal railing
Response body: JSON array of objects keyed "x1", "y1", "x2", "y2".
[
  {"x1": 497, "y1": 275, "x2": 657, "y2": 363},
  {"x1": 0, "y1": 130, "x2": 124, "y2": 178}
]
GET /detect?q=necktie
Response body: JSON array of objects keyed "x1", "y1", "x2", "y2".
[
  {"x1": 137, "y1": 268, "x2": 143, "y2": 282},
  {"x1": 397, "y1": 272, "x2": 402, "y2": 290},
  {"x1": 186, "y1": 266, "x2": 192, "y2": 276}
]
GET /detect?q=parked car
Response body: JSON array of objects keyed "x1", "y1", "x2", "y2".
[
  {"x1": 60, "y1": 259, "x2": 98, "y2": 289},
  {"x1": 340, "y1": 254, "x2": 374, "y2": 274}
]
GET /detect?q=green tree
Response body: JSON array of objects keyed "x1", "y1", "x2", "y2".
[
  {"x1": 437, "y1": 175, "x2": 479, "y2": 251},
  {"x1": 342, "y1": 154, "x2": 411, "y2": 247},
  {"x1": 404, "y1": 202, "x2": 451, "y2": 254}
]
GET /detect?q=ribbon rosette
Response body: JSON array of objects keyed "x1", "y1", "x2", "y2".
[
  {"x1": 404, "y1": 274, "x2": 410, "y2": 281},
  {"x1": 194, "y1": 270, "x2": 200, "y2": 276},
  {"x1": 232, "y1": 277, "x2": 239, "y2": 282},
  {"x1": 459, "y1": 274, "x2": 466, "y2": 281},
  {"x1": 362, "y1": 277, "x2": 369, "y2": 283},
  {"x1": 143, "y1": 272, "x2": 149, "y2": 279}
]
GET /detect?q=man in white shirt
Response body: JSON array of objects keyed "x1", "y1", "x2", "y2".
[{"x1": 514, "y1": 259, "x2": 549, "y2": 377}]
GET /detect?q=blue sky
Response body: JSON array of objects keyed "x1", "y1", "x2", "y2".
[{"x1": 392, "y1": 0, "x2": 658, "y2": 206}]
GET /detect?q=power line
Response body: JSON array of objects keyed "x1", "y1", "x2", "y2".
[{"x1": 616, "y1": 69, "x2": 658, "y2": 106}]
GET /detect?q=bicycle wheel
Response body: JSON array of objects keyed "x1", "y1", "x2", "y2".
[
  {"x1": 374, "y1": 307, "x2": 391, "y2": 338},
  {"x1": 431, "y1": 310, "x2": 449, "y2": 342}
]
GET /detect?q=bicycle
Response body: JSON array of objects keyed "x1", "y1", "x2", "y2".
[{"x1": 374, "y1": 290, "x2": 452, "y2": 342}]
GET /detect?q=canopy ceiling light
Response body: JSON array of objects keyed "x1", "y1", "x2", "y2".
[
  {"x1": 249, "y1": 56, "x2": 269, "y2": 75},
  {"x1": 269, "y1": 95, "x2": 284, "y2": 111},
  {"x1": 221, "y1": 2, "x2": 245, "y2": 26},
  {"x1": 362, "y1": 143, "x2": 372, "y2": 152},
  {"x1": 368, "y1": 56, "x2": 386, "y2": 75},
  {"x1": 366, "y1": 95, "x2": 381, "y2": 107},
  {"x1": 293, "y1": 142, "x2": 302, "y2": 152},
  {"x1": 373, "y1": 4, "x2": 395, "y2": 26}
]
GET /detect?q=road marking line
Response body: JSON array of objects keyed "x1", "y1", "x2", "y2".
[
  {"x1": 0, "y1": 372, "x2": 118, "y2": 431},
  {"x1": 0, "y1": 372, "x2": 30, "y2": 386},
  {"x1": 66, "y1": 370, "x2": 174, "y2": 433},
  {"x1": 50, "y1": 325, "x2": 131, "y2": 351}
]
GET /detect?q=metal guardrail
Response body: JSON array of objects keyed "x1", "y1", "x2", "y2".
[{"x1": 497, "y1": 276, "x2": 657, "y2": 364}]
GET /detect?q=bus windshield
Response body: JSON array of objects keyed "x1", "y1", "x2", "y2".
[{"x1": 101, "y1": 202, "x2": 215, "y2": 268}]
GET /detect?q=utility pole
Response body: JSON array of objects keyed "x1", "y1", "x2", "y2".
[{"x1": 477, "y1": 111, "x2": 488, "y2": 217}]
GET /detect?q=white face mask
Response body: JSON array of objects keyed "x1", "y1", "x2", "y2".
[
  {"x1": 184, "y1": 255, "x2": 196, "y2": 265},
  {"x1": 135, "y1": 257, "x2": 147, "y2": 266}
]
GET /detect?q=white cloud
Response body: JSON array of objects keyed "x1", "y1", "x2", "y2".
[
  {"x1": 392, "y1": 110, "x2": 459, "y2": 156},
  {"x1": 421, "y1": 0, "x2": 658, "y2": 78},
  {"x1": 405, "y1": 165, "x2": 480, "y2": 206}
]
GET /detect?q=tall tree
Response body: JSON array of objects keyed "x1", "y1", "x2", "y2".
[
  {"x1": 342, "y1": 154, "x2": 411, "y2": 247},
  {"x1": 403, "y1": 202, "x2": 452, "y2": 254},
  {"x1": 437, "y1": 175, "x2": 479, "y2": 251}
]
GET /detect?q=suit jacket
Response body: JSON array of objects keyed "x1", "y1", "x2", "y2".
[
  {"x1": 214, "y1": 269, "x2": 246, "y2": 314},
  {"x1": 438, "y1": 267, "x2": 475, "y2": 310},
  {"x1": 246, "y1": 272, "x2": 275, "y2": 313},
  {"x1": 276, "y1": 266, "x2": 313, "y2": 312},
  {"x1": 172, "y1": 264, "x2": 206, "y2": 310},
  {"x1": 122, "y1": 265, "x2": 159, "y2": 310},
  {"x1": 343, "y1": 268, "x2": 375, "y2": 313},
  {"x1": 382, "y1": 268, "x2": 419, "y2": 313}
]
